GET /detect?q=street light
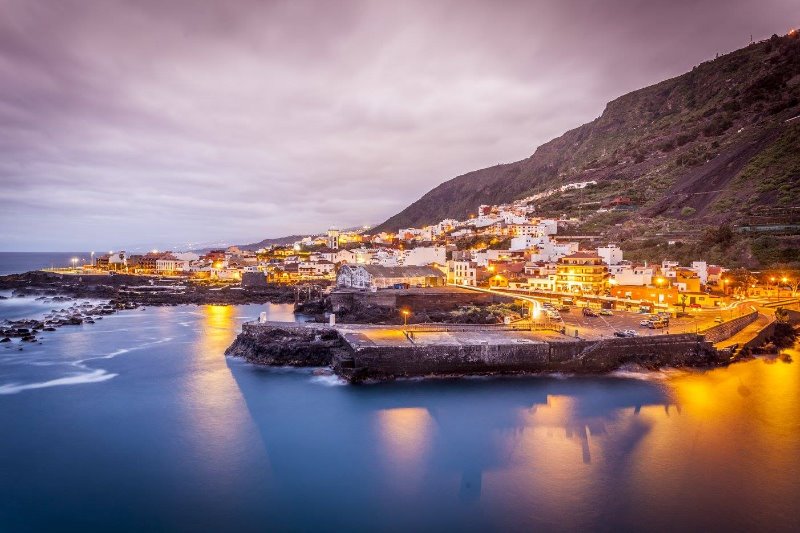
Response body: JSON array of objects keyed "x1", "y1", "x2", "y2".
[
  {"x1": 401, "y1": 309, "x2": 410, "y2": 327},
  {"x1": 71, "y1": 257, "x2": 78, "y2": 270}
]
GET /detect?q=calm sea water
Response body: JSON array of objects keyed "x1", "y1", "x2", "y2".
[
  {"x1": 0, "y1": 252, "x2": 92, "y2": 275},
  {"x1": 1, "y1": 297, "x2": 799, "y2": 529}
]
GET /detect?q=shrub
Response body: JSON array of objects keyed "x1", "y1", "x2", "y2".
[
  {"x1": 703, "y1": 117, "x2": 733, "y2": 136},
  {"x1": 680, "y1": 206, "x2": 696, "y2": 217}
]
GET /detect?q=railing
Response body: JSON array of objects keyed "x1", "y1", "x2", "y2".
[{"x1": 403, "y1": 319, "x2": 560, "y2": 333}]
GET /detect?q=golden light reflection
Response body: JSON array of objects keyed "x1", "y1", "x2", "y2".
[
  {"x1": 624, "y1": 357, "x2": 800, "y2": 514},
  {"x1": 375, "y1": 407, "x2": 434, "y2": 488},
  {"x1": 182, "y1": 304, "x2": 269, "y2": 487}
]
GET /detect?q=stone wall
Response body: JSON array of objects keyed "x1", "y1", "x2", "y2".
[
  {"x1": 339, "y1": 333, "x2": 719, "y2": 382},
  {"x1": 701, "y1": 310, "x2": 759, "y2": 344},
  {"x1": 231, "y1": 321, "x2": 722, "y2": 383}
]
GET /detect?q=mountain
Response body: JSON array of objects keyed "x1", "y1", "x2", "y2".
[
  {"x1": 235, "y1": 235, "x2": 307, "y2": 250},
  {"x1": 373, "y1": 32, "x2": 800, "y2": 234}
]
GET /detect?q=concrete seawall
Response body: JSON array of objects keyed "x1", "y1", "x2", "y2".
[
  {"x1": 335, "y1": 333, "x2": 717, "y2": 382},
  {"x1": 228, "y1": 321, "x2": 722, "y2": 382}
]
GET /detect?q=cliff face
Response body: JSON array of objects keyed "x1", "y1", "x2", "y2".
[{"x1": 373, "y1": 33, "x2": 800, "y2": 232}]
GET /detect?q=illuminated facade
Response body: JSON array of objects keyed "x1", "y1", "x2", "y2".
[{"x1": 555, "y1": 252, "x2": 609, "y2": 294}]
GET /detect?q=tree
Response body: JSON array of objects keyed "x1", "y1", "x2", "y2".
[
  {"x1": 678, "y1": 294, "x2": 688, "y2": 314},
  {"x1": 774, "y1": 306, "x2": 789, "y2": 324}
]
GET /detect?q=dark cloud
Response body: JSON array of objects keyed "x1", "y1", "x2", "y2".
[{"x1": 0, "y1": 0, "x2": 796, "y2": 250}]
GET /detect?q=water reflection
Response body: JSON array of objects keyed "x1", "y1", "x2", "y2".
[
  {"x1": 229, "y1": 332, "x2": 800, "y2": 531},
  {"x1": 182, "y1": 305, "x2": 267, "y2": 493},
  {"x1": 376, "y1": 407, "x2": 435, "y2": 490}
]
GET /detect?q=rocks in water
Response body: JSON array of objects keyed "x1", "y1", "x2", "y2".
[{"x1": 0, "y1": 337, "x2": 10, "y2": 343}]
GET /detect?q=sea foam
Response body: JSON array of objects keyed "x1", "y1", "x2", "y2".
[{"x1": 0, "y1": 369, "x2": 117, "y2": 394}]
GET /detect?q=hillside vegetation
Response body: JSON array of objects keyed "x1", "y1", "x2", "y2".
[{"x1": 375, "y1": 33, "x2": 800, "y2": 242}]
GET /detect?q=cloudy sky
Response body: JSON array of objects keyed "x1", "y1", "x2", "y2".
[{"x1": 0, "y1": 0, "x2": 796, "y2": 251}]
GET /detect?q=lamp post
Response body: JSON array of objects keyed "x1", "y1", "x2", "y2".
[
  {"x1": 71, "y1": 257, "x2": 78, "y2": 271},
  {"x1": 401, "y1": 309, "x2": 410, "y2": 327}
]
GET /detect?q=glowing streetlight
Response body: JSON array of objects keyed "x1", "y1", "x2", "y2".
[
  {"x1": 401, "y1": 309, "x2": 410, "y2": 327},
  {"x1": 71, "y1": 257, "x2": 78, "y2": 270}
]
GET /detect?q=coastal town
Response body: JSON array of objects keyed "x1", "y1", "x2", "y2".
[{"x1": 72, "y1": 181, "x2": 798, "y2": 318}]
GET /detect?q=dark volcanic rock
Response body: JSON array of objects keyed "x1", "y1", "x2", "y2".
[{"x1": 225, "y1": 324, "x2": 348, "y2": 367}]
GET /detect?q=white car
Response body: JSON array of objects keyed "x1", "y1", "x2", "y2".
[{"x1": 640, "y1": 319, "x2": 651, "y2": 327}]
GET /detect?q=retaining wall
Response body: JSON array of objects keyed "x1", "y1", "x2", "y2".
[
  {"x1": 341, "y1": 332, "x2": 718, "y2": 381},
  {"x1": 701, "y1": 310, "x2": 759, "y2": 343},
  {"x1": 233, "y1": 321, "x2": 721, "y2": 382}
]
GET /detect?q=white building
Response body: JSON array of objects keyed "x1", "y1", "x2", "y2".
[
  {"x1": 524, "y1": 274, "x2": 557, "y2": 292},
  {"x1": 597, "y1": 244, "x2": 623, "y2": 266},
  {"x1": 511, "y1": 236, "x2": 577, "y2": 262},
  {"x1": 400, "y1": 246, "x2": 446, "y2": 266},
  {"x1": 447, "y1": 260, "x2": 477, "y2": 286},
  {"x1": 155, "y1": 257, "x2": 190, "y2": 273},
  {"x1": 690, "y1": 261, "x2": 709, "y2": 284},
  {"x1": 610, "y1": 265, "x2": 653, "y2": 286}
]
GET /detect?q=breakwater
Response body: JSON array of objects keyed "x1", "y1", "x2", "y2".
[{"x1": 227, "y1": 321, "x2": 725, "y2": 382}]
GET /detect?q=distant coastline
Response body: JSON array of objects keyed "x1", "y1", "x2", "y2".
[{"x1": 0, "y1": 252, "x2": 92, "y2": 276}]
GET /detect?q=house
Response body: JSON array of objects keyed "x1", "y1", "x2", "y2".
[
  {"x1": 597, "y1": 244, "x2": 623, "y2": 265},
  {"x1": 155, "y1": 255, "x2": 190, "y2": 274},
  {"x1": 447, "y1": 260, "x2": 477, "y2": 286},
  {"x1": 336, "y1": 264, "x2": 446, "y2": 290},
  {"x1": 399, "y1": 246, "x2": 446, "y2": 266},
  {"x1": 610, "y1": 264, "x2": 654, "y2": 286},
  {"x1": 298, "y1": 261, "x2": 336, "y2": 280}
]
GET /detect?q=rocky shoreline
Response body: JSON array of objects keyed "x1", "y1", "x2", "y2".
[
  {"x1": 0, "y1": 271, "x2": 298, "y2": 306},
  {"x1": 0, "y1": 270, "x2": 299, "y2": 346},
  {"x1": 1, "y1": 298, "x2": 137, "y2": 344}
]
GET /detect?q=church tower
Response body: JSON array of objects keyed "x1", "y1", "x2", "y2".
[{"x1": 327, "y1": 226, "x2": 340, "y2": 250}]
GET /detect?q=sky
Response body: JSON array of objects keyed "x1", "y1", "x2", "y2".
[{"x1": 0, "y1": 0, "x2": 796, "y2": 251}]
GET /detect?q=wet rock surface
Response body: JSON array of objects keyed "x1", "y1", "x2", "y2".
[
  {"x1": 1, "y1": 271, "x2": 298, "y2": 306},
  {"x1": 225, "y1": 324, "x2": 349, "y2": 367}
]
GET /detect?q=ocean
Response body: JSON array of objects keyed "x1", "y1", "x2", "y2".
[
  {"x1": 0, "y1": 251, "x2": 93, "y2": 275},
  {"x1": 1, "y1": 258, "x2": 799, "y2": 530}
]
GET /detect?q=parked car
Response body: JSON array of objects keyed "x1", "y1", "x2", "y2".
[
  {"x1": 648, "y1": 319, "x2": 668, "y2": 329},
  {"x1": 615, "y1": 329, "x2": 638, "y2": 337},
  {"x1": 689, "y1": 303, "x2": 702, "y2": 309},
  {"x1": 599, "y1": 309, "x2": 613, "y2": 316},
  {"x1": 640, "y1": 319, "x2": 652, "y2": 327},
  {"x1": 558, "y1": 305, "x2": 571, "y2": 312},
  {"x1": 582, "y1": 307, "x2": 598, "y2": 317}
]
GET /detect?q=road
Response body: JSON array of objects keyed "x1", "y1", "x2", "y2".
[{"x1": 451, "y1": 284, "x2": 760, "y2": 340}]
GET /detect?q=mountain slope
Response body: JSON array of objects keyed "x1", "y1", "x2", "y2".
[{"x1": 374, "y1": 32, "x2": 800, "y2": 232}]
